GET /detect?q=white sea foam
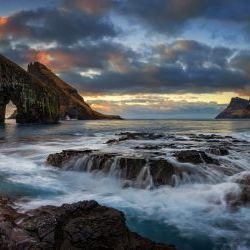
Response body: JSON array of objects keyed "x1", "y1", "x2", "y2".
[{"x1": 0, "y1": 119, "x2": 250, "y2": 249}]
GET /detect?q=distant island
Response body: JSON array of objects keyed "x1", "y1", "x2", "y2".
[{"x1": 216, "y1": 97, "x2": 250, "y2": 119}]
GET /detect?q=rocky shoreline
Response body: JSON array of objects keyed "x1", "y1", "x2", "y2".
[
  {"x1": 47, "y1": 132, "x2": 250, "y2": 206},
  {"x1": 0, "y1": 197, "x2": 175, "y2": 249},
  {"x1": 1, "y1": 131, "x2": 250, "y2": 249}
]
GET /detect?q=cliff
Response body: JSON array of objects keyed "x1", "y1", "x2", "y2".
[
  {"x1": 216, "y1": 97, "x2": 250, "y2": 119},
  {"x1": 28, "y1": 62, "x2": 121, "y2": 120},
  {"x1": 0, "y1": 54, "x2": 60, "y2": 124}
]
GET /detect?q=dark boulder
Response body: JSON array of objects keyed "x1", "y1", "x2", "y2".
[
  {"x1": 206, "y1": 147, "x2": 229, "y2": 156},
  {"x1": 174, "y1": 150, "x2": 219, "y2": 165},
  {"x1": 47, "y1": 150, "x2": 184, "y2": 187},
  {"x1": 0, "y1": 198, "x2": 175, "y2": 249}
]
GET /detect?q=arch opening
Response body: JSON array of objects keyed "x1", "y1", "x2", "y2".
[{"x1": 5, "y1": 101, "x2": 17, "y2": 122}]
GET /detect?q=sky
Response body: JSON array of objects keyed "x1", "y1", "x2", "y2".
[{"x1": 0, "y1": 0, "x2": 250, "y2": 119}]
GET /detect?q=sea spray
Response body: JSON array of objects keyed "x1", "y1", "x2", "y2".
[{"x1": 1, "y1": 119, "x2": 250, "y2": 249}]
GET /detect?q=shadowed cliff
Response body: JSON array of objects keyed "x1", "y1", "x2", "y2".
[
  {"x1": 216, "y1": 97, "x2": 250, "y2": 119},
  {"x1": 28, "y1": 62, "x2": 122, "y2": 120},
  {"x1": 0, "y1": 54, "x2": 60, "y2": 124}
]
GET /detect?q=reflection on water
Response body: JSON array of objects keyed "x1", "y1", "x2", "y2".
[{"x1": 0, "y1": 119, "x2": 250, "y2": 250}]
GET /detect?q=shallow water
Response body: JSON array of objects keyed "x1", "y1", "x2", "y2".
[{"x1": 0, "y1": 119, "x2": 250, "y2": 250}]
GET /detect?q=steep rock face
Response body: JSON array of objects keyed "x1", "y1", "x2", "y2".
[
  {"x1": 0, "y1": 54, "x2": 60, "y2": 124},
  {"x1": 216, "y1": 97, "x2": 250, "y2": 119},
  {"x1": 0, "y1": 198, "x2": 174, "y2": 249},
  {"x1": 28, "y1": 62, "x2": 121, "y2": 120}
]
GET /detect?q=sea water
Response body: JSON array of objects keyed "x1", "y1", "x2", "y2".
[{"x1": 0, "y1": 119, "x2": 250, "y2": 250}]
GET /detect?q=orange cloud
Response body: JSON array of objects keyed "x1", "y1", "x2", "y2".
[
  {"x1": 69, "y1": 0, "x2": 112, "y2": 15},
  {"x1": 108, "y1": 53, "x2": 130, "y2": 73},
  {"x1": 35, "y1": 51, "x2": 52, "y2": 65},
  {"x1": 0, "y1": 17, "x2": 8, "y2": 25},
  {"x1": 90, "y1": 103, "x2": 112, "y2": 113},
  {"x1": 26, "y1": 50, "x2": 86, "y2": 72}
]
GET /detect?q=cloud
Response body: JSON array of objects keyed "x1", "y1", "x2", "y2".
[
  {"x1": 62, "y1": 0, "x2": 116, "y2": 15},
  {"x1": 119, "y1": 0, "x2": 250, "y2": 36},
  {"x1": 85, "y1": 94, "x2": 226, "y2": 118},
  {"x1": 57, "y1": 40, "x2": 249, "y2": 95},
  {"x1": 0, "y1": 8, "x2": 116, "y2": 45}
]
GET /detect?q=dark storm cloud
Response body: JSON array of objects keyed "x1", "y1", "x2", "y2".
[
  {"x1": 0, "y1": 8, "x2": 116, "y2": 45},
  {"x1": 0, "y1": 0, "x2": 249, "y2": 97},
  {"x1": 65, "y1": 65, "x2": 248, "y2": 94},
  {"x1": 156, "y1": 40, "x2": 232, "y2": 69},
  {"x1": 230, "y1": 51, "x2": 250, "y2": 76},
  {"x1": 119, "y1": 0, "x2": 250, "y2": 35},
  {"x1": 59, "y1": 40, "x2": 250, "y2": 94},
  {"x1": 61, "y1": 0, "x2": 117, "y2": 15},
  {"x1": 0, "y1": 39, "x2": 135, "y2": 74}
]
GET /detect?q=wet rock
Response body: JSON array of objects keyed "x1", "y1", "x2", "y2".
[
  {"x1": 225, "y1": 186, "x2": 250, "y2": 207},
  {"x1": 106, "y1": 138, "x2": 120, "y2": 144},
  {"x1": 226, "y1": 174, "x2": 250, "y2": 207},
  {"x1": 47, "y1": 150, "x2": 183, "y2": 187},
  {"x1": 206, "y1": 147, "x2": 229, "y2": 156},
  {"x1": 236, "y1": 174, "x2": 250, "y2": 186},
  {"x1": 111, "y1": 132, "x2": 165, "y2": 143},
  {"x1": 174, "y1": 150, "x2": 219, "y2": 165},
  {"x1": 134, "y1": 144, "x2": 166, "y2": 150},
  {"x1": 47, "y1": 149, "x2": 95, "y2": 167},
  {"x1": 0, "y1": 198, "x2": 175, "y2": 249}
]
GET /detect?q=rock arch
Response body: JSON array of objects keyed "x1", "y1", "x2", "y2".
[{"x1": 0, "y1": 54, "x2": 60, "y2": 124}]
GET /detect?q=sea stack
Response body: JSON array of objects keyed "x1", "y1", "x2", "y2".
[
  {"x1": 28, "y1": 62, "x2": 121, "y2": 120},
  {"x1": 216, "y1": 97, "x2": 250, "y2": 119}
]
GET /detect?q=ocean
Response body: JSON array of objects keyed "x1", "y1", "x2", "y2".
[{"x1": 0, "y1": 119, "x2": 250, "y2": 250}]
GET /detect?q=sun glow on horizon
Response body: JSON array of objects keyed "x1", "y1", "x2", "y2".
[
  {"x1": 0, "y1": 17, "x2": 8, "y2": 25},
  {"x1": 84, "y1": 92, "x2": 248, "y2": 105},
  {"x1": 81, "y1": 91, "x2": 250, "y2": 117}
]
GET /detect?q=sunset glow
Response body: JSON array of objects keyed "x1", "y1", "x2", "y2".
[
  {"x1": 0, "y1": 0, "x2": 249, "y2": 118},
  {"x1": 0, "y1": 17, "x2": 8, "y2": 25}
]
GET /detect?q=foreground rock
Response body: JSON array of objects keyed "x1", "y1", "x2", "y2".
[
  {"x1": 0, "y1": 198, "x2": 175, "y2": 249},
  {"x1": 47, "y1": 150, "x2": 183, "y2": 188},
  {"x1": 47, "y1": 147, "x2": 224, "y2": 188},
  {"x1": 222, "y1": 173, "x2": 250, "y2": 208},
  {"x1": 47, "y1": 132, "x2": 250, "y2": 188},
  {"x1": 174, "y1": 150, "x2": 219, "y2": 165},
  {"x1": 106, "y1": 132, "x2": 165, "y2": 144}
]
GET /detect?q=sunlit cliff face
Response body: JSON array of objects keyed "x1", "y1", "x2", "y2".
[{"x1": 0, "y1": 0, "x2": 250, "y2": 118}]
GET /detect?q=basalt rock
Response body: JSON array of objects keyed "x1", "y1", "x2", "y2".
[
  {"x1": 47, "y1": 150, "x2": 184, "y2": 187},
  {"x1": 174, "y1": 150, "x2": 219, "y2": 165},
  {"x1": 0, "y1": 198, "x2": 175, "y2": 249},
  {"x1": 216, "y1": 97, "x2": 250, "y2": 119},
  {"x1": 0, "y1": 54, "x2": 60, "y2": 124},
  {"x1": 205, "y1": 147, "x2": 229, "y2": 156},
  {"x1": 107, "y1": 132, "x2": 165, "y2": 144},
  {"x1": 28, "y1": 62, "x2": 121, "y2": 120}
]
